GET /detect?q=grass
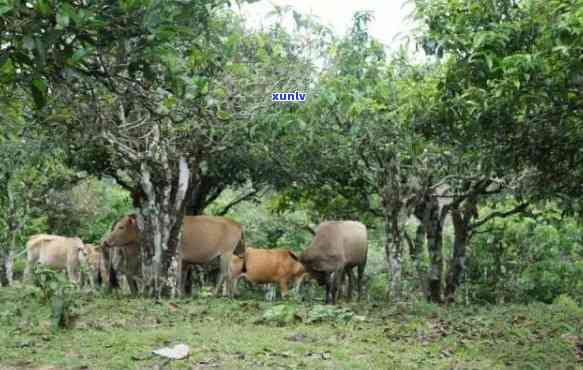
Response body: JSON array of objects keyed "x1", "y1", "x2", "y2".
[{"x1": 0, "y1": 284, "x2": 581, "y2": 370}]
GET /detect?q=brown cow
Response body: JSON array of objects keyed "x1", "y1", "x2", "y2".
[
  {"x1": 102, "y1": 214, "x2": 245, "y2": 296},
  {"x1": 299, "y1": 221, "x2": 368, "y2": 304},
  {"x1": 229, "y1": 247, "x2": 305, "y2": 299},
  {"x1": 101, "y1": 241, "x2": 141, "y2": 295},
  {"x1": 24, "y1": 234, "x2": 87, "y2": 284}
]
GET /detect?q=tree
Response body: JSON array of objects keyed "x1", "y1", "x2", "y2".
[
  {"x1": 2, "y1": 1, "x2": 316, "y2": 297},
  {"x1": 410, "y1": 0, "x2": 583, "y2": 301},
  {"x1": 0, "y1": 89, "x2": 77, "y2": 286},
  {"x1": 414, "y1": 0, "x2": 583, "y2": 203},
  {"x1": 263, "y1": 12, "x2": 443, "y2": 301}
]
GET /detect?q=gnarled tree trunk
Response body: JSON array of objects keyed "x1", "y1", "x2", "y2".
[
  {"x1": 383, "y1": 205, "x2": 403, "y2": 301},
  {"x1": 422, "y1": 195, "x2": 444, "y2": 303},
  {"x1": 138, "y1": 152, "x2": 191, "y2": 299},
  {"x1": 445, "y1": 206, "x2": 471, "y2": 302},
  {"x1": 380, "y1": 159, "x2": 408, "y2": 302}
]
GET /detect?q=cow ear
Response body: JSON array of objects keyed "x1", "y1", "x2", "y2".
[
  {"x1": 288, "y1": 251, "x2": 299, "y2": 261},
  {"x1": 128, "y1": 215, "x2": 136, "y2": 225}
]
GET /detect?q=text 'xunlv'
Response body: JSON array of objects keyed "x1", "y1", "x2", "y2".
[{"x1": 272, "y1": 92, "x2": 306, "y2": 102}]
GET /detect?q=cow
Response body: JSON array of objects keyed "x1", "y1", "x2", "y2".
[
  {"x1": 229, "y1": 247, "x2": 306, "y2": 299},
  {"x1": 102, "y1": 214, "x2": 245, "y2": 296},
  {"x1": 100, "y1": 241, "x2": 141, "y2": 295},
  {"x1": 299, "y1": 221, "x2": 368, "y2": 304},
  {"x1": 24, "y1": 234, "x2": 87, "y2": 284},
  {"x1": 81, "y1": 244, "x2": 110, "y2": 289}
]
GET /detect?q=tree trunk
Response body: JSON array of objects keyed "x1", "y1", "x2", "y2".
[
  {"x1": 445, "y1": 208, "x2": 469, "y2": 302},
  {"x1": 2, "y1": 190, "x2": 22, "y2": 287},
  {"x1": 6, "y1": 232, "x2": 16, "y2": 285},
  {"x1": 185, "y1": 174, "x2": 224, "y2": 216},
  {"x1": 383, "y1": 206, "x2": 403, "y2": 301},
  {"x1": 410, "y1": 223, "x2": 428, "y2": 297},
  {"x1": 423, "y1": 196, "x2": 444, "y2": 303},
  {"x1": 138, "y1": 154, "x2": 191, "y2": 299},
  {"x1": 380, "y1": 160, "x2": 405, "y2": 302},
  {"x1": 0, "y1": 248, "x2": 9, "y2": 287}
]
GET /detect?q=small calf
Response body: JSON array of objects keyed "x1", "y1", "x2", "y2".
[{"x1": 230, "y1": 247, "x2": 305, "y2": 298}]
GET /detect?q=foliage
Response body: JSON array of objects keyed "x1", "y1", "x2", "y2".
[
  {"x1": 414, "y1": 0, "x2": 583, "y2": 202},
  {"x1": 466, "y1": 206, "x2": 583, "y2": 304},
  {"x1": 31, "y1": 266, "x2": 78, "y2": 332},
  {"x1": 306, "y1": 305, "x2": 362, "y2": 324},
  {"x1": 209, "y1": 190, "x2": 314, "y2": 250},
  {"x1": 257, "y1": 304, "x2": 301, "y2": 326}
]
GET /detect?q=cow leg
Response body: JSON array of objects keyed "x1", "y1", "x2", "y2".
[
  {"x1": 95, "y1": 268, "x2": 103, "y2": 289},
  {"x1": 356, "y1": 262, "x2": 366, "y2": 301},
  {"x1": 345, "y1": 267, "x2": 356, "y2": 302},
  {"x1": 67, "y1": 264, "x2": 81, "y2": 286},
  {"x1": 102, "y1": 248, "x2": 120, "y2": 293},
  {"x1": 183, "y1": 263, "x2": 193, "y2": 296},
  {"x1": 293, "y1": 273, "x2": 306, "y2": 296},
  {"x1": 331, "y1": 269, "x2": 345, "y2": 304},
  {"x1": 66, "y1": 251, "x2": 82, "y2": 286},
  {"x1": 24, "y1": 259, "x2": 34, "y2": 283},
  {"x1": 215, "y1": 253, "x2": 233, "y2": 297},
  {"x1": 279, "y1": 279, "x2": 290, "y2": 299},
  {"x1": 324, "y1": 272, "x2": 335, "y2": 304},
  {"x1": 127, "y1": 276, "x2": 139, "y2": 296},
  {"x1": 231, "y1": 276, "x2": 241, "y2": 296}
]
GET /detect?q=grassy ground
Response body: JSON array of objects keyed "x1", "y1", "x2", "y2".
[{"x1": 0, "y1": 284, "x2": 581, "y2": 370}]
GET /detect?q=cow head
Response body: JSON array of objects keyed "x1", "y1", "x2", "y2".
[{"x1": 102, "y1": 214, "x2": 140, "y2": 248}]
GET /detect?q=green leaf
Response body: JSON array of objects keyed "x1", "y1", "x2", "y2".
[
  {"x1": 513, "y1": 80, "x2": 521, "y2": 90},
  {"x1": 71, "y1": 48, "x2": 89, "y2": 63},
  {"x1": 0, "y1": 4, "x2": 13, "y2": 16},
  {"x1": 56, "y1": 9, "x2": 70, "y2": 29},
  {"x1": 485, "y1": 54, "x2": 494, "y2": 71},
  {"x1": 36, "y1": 0, "x2": 50, "y2": 16},
  {"x1": 0, "y1": 57, "x2": 15, "y2": 82},
  {"x1": 31, "y1": 78, "x2": 48, "y2": 109}
]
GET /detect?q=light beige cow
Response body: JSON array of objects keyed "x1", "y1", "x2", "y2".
[
  {"x1": 102, "y1": 214, "x2": 245, "y2": 296},
  {"x1": 24, "y1": 234, "x2": 87, "y2": 284},
  {"x1": 229, "y1": 247, "x2": 306, "y2": 299},
  {"x1": 81, "y1": 244, "x2": 109, "y2": 289},
  {"x1": 299, "y1": 221, "x2": 368, "y2": 304}
]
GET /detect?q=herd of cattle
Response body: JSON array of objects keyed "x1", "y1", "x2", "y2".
[{"x1": 24, "y1": 215, "x2": 368, "y2": 304}]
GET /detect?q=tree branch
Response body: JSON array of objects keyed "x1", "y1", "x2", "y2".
[
  {"x1": 216, "y1": 189, "x2": 262, "y2": 216},
  {"x1": 303, "y1": 224, "x2": 316, "y2": 235},
  {"x1": 469, "y1": 202, "x2": 529, "y2": 230}
]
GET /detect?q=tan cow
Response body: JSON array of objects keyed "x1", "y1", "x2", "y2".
[
  {"x1": 81, "y1": 244, "x2": 109, "y2": 289},
  {"x1": 102, "y1": 214, "x2": 245, "y2": 296},
  {"x1": 24, "y1": 234, "x2": 87, "y2": 284},
  {"x1": 299, "y1": 221, "x2": 368, "y2": 304},
  {"x1": 229, "y1": 247, "x2": 306, "y2": 299}
]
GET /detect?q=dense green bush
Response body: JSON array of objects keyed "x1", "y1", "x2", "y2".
[
  {"x1": 209, "y1": 190, "x2": 314, "y2": 251},
  {"x1": 466, "y1": 211, "x2": 583, "y2": 304}
]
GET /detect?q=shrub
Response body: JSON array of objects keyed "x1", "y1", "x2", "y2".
[{"x1": 31, "y1": 266, "x2": 78, "y2": 332}]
